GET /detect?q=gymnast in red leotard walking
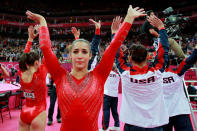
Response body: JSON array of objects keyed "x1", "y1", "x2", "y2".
[
  {"x1": 18, "y1": 25, "x2": 48, "y2": 131},
  {"x1": 26, "y1": 5, "x2": 146, "y2": 131}
]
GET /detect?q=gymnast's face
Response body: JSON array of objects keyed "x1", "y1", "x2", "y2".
[{"x1": 70, "y1": 42, "x2": 92, "y2": 70}]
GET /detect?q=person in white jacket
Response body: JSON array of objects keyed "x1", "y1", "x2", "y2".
[{"x1": 100, "y1": 64, "x2": 121, "y2": 131}]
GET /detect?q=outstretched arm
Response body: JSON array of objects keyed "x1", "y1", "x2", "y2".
[
  {"x1": 24, "y1": 25, "x2": 38, "y2": 53},
  {"x1": 71, "y1": 27, "x2": 80, "y2": 40},
  {"x1": 94, "y1": 5, "x2": 146, "y2": 83},
  {"x1": 116, "y1": 48, "x2": 131, "y2": 74},
  {"x1": 26, "y1": 11, "x2": 64, "y2": 81},
  {"x1": 89, "y1": 19, "x2": 101, "y2": 56},
  {"x1": 88, "y1": 19, "x2": 101, "y2": 70},
  {"x1": 176, "y1": 45, "x2": 197, "y2": 76},
  {"x1": 148, "y1": 15, "x2": 169, "y2": 73},
  {"x1": 111, "y1": 16, "x2": 131, "y2": 73}
]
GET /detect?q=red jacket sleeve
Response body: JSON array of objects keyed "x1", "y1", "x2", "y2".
[
  {"x1": 115, "y1": 48, "x2": 131, "y2": 74},
  {"x1": 93, "y1": 22, "x2": 132, "y2": 83},
  {"x1": 24, "y1": 41, "x2": 32, "y2": 53},
  {"x1": 153, "y1": 28, "x2": 169, "y2": 72}
]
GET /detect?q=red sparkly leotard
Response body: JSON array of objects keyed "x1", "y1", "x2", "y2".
[
  {"x1": 19, "y1": 41, "x2": 48, "y2": 124},
  {"x1": 39, "y1": 22, "x2": 131, "y2": 131}
]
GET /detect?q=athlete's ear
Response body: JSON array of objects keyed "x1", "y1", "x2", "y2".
[{"x1": 34, "y1": 60, "x2": 40, "y2": 67}]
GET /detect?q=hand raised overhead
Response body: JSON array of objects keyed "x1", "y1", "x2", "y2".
[
  {"x1": 89, "y1": 19, "x2": 101, "y2": 29},
  {"x1": 111, "y1": 16, "x2": 123, "y2": 34},
  {"x1": 71, "y1": 27, "x2": 80, "y2": 39},
  {"x1": 28, "y1": 25, "x2": 40, "y2": 41},
  {"x1": 26, "y1": 10, "x2": 47, "y2": 27},
  {"x1": 127, "y1": 5, "x2": 146, "y2": 19},
  {"x1": 147, "y1": 15, "x2": 164, "y2": 30}
]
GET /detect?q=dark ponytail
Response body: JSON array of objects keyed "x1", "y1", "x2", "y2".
[{"x1": 19, "y1": 51, "x2": 40, "y2": 72}]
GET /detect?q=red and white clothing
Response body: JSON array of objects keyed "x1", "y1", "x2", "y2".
[
  {"x1": 115, "y1": 28, "x2": 169, "y2": 128},
  {"x1": 104, "y1": 71, "x2": 120, "y2": 97},
  {"x1": 88, "y1": 29, "x2": 100, "y2": 71},
  {"x1": 19, "y1": 41, "x2": 47, "y2": 124},
  {"x1": 163, "y1": 48, "x2": 197, "y2": 117},
  {"x1": 39, "y1": 22, "x2": 132, "y2": 131},
  {"x1": 163, "y1": 71, "x2": 190, "y2": 117}
]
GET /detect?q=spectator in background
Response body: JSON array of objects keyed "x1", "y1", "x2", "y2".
[
  {"x1": 0, "y1": 63, "x2": 10, "y2": 82},
  {"x1": 47, "y1": 57, "x2": 62, "y2": 126},
  {"x1": 188, "y1": 82, "x2": 197, "y2": 102},
  {"x1": 47, "y1": 73, "x2": 61, "y2": 125},
  {"x1": 141, "y1": 10, "x2": 185, "y2": 60},
  {"x1": 16, "y1": 73, "x2": 20, "y2": 83},
  {"x1": 101, "y1": 64, "x2": 121, "y2": 131}
]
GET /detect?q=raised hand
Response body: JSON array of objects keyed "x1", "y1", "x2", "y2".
[
  {"x1": 89, "y1": 19, "x2": 101, "y2": 29},
  {"x1": 127, "y1": 5, "x2": 146, "y2": 19},
  {"x1": 71, "y1": 27, "x2": 80, "y2": 39},
  {"x1": 26, "y1": 10, "x2": 47, "y2": 27},
  {"x1": 28, "y1": 25, "x2": 38, "y2": 41},
  {"x1": 147, "y1": 15, "x2": 164, "y2": 30},
  {"x1": 34, "y1": 24, "x2": 41, "y2": 33},
  {"x1": 111, "y1": 16, "x2": 123, "y2": 34},
  {"x1": 124, "y1": 5, "x2": 146, "y2": 24}
]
